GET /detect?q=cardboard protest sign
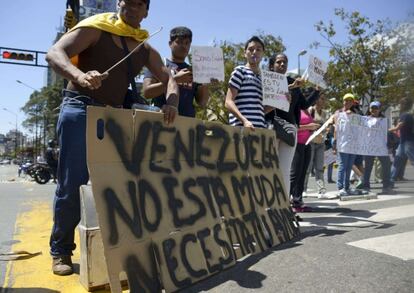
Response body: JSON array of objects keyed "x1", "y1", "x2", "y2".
[
  {"x1": 336, "y1": 112, "x2": 388, "y2": 156},
  {"x1": 191, "y1": 46, "x2": 225, "y2": 83},
  {"x1": 304, "y1": 55, "x2": 328, "y2": 89},
  {"x1": 261, "y1": 70, "x2": 290, "y2": 112},
  {"x1": 86, "y1": 107, "x2": 299, "y2": 292}
]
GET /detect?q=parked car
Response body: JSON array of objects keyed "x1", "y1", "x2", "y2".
[{"x1": 0, "y1": 159, "x2": 11, "y2": 165}]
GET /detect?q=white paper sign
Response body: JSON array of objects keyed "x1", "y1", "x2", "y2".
[
  {"x1": 336, "y1": 113, "x2": 388, "y2": 156},
  {"x1": 305, "y1": 116, "x2": 333, "y2": 145},
  {"x1": 305, "y1": 55, "x2": 328, "y2": 89},
  {"x1": 324, "y1": 149, "x2": 336, "y2": 167},
  {"x1": 261, "y1": 70, "x2": 289, "y2": 112},
  {"x1": 191, "y1": 46, "x2": 225, "y2": 83}
]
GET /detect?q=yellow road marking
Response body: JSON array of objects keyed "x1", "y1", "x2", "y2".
[{"x1": 3, "y1": 200, "x2": 97, "y2": 292}]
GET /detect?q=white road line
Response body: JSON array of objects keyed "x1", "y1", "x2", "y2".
[
  {"x1": 311, "y1": 194, "x2": 411, "y2": 206},
  {"x1": 300, "y1": 204, "x2": 414, "y2": 229},
  {"x1": 347, "y1": 231, "x2": 414, "y2": 261}
]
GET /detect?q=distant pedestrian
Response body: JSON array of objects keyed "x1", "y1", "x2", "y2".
[{"x1": 390, "y1": 97, "x2": 414, "y2": 181}]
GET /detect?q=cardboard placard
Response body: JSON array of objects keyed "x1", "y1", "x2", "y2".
[{"x1": 86, "y1": 107, "x2": 299, "y2": 292}]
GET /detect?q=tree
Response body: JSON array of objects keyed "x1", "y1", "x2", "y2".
[
  {"x1": 21, "y1": 79, "x2": 63, "y2": 155},
  {"x1": 195, "y1": 32, "x2": 285, "y2": 122},
  {"x1": 313, "y1": 8, "x2": 413, "y2": 110}
]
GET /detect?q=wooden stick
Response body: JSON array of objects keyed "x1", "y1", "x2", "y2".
[{"x1": 103, "y1": 26, "x2": 163, "y2": 74}]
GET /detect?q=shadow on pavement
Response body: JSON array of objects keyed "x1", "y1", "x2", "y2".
[{"x1": 181, "y1": 227, "x2": 345, "y2": 292}]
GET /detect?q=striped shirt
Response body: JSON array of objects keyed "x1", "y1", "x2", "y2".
[{"x1": 228, "y1": 66, "x2": 265, "y2": 128}]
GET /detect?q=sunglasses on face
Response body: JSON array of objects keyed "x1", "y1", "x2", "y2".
[{"x1": 370, "y1": 106, "x2": 379, "y2": 110}]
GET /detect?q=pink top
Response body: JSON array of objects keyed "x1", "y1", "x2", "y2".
[{"x1": 297, "y1": 110, "x2": 314, "y2": 145}]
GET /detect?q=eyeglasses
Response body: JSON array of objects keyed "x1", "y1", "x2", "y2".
[{"x1": 370, "y1": 106, "x2": 379, "y2": 110}]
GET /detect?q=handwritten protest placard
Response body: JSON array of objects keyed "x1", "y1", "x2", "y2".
[
  {"x1": 86, "y1": 107, "x2": 299, "y2": 292},
  {"x1": 336, "y1": 113, "x2": 388, "y2": 156},
  {"x1": 304, "y1": 55, "x2": 328, "y2": 89},
  {"x1": 191, "y1": 46, "x2": 225, "y2": 83},
  {"x1": 261, "y1": 70, "x2": 289, "y2": 112}
]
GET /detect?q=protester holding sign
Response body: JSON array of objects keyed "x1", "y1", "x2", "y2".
[
  {"x1": 362, "y1": 101, "x2": 395, "y2": 194},
  {"x1": 265, "y1": 53, "x2": 320, "y2": 196},
  {"x1": 143, "y1": 26, "x2": 210, "y2": 117},
  {"x1": 333, "y1": 93, "x2": 361, "y2": 196},
  {"x1": 304, "y1": 93, "x2": 331, "y2": 197},
  {"x1": 225, "y1": 36, "x2": 265, "y2": 129},
  {"x1": 46, "y1": 0, "x2": 180, "y2": 276},
  {"x1": 290, "y1": 109, "x2": 320, "y2": 212}
]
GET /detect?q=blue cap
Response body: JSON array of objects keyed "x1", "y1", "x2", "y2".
[{"x1": 370, "y1": 101, "x2": 381, "y2": 108}]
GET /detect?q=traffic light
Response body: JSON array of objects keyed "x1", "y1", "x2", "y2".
[{"x1": 2, "y1": 50, "x2": 34, "y2": 61}]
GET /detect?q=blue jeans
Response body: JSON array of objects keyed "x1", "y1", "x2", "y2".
[
  {"x1": 363, "y1": 155, "x2": 391, "y2": 190},
  {"x1": 50, "y1": 96, "x2": 89, "y2": 256},
  {"x1": 337, "y1": 152, "x2": 356, "y2": 191},
  {"x1": 391, "y1": 141, "x2": 414, "y2": 180}
]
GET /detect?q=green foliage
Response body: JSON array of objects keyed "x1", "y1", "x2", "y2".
[
  {"x1": 21, "y1": 79, "x2": 63, "y2": 143},
  {"x1": 314, "y1": 8, "x2": 413, "y2": 110},
  {"x1": 195, "y1": 32, "x2": 285, "y2": 122}
]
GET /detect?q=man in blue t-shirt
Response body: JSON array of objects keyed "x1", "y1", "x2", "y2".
[
  {"x1": 390, "y1": 97, "x2": 414, "y2": 181},
  {"x1": 143, "y1": 26, "x2": 209, "y2": 117}
]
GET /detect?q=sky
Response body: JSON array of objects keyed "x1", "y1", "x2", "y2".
[{"x1": 0, "y1": 0, "x2": 412, "y2": 136}]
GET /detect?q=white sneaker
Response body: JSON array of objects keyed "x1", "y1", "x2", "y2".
[{"x1": 338, "y1": 189, "x2": 348, "y2": 197}]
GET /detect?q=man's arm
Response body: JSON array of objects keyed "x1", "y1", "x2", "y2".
[
  {"x1": 142, "y1": 68, "x2": 193, "y2": 99},
  {"x1": 46, "y1": 28, "x2": 108, "y2": 90},
  {"x1": 145, "y1": 45, "x2": 179, "y2": 124},
  {"x1": 389, "y1": 121, "x2": 403, "y2": 132},
  {"x1": 195, "y1": 84, "x2": 209, "y2": 108}
]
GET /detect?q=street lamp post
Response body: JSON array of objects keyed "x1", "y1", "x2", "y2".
[
  {"x1": 16, "y1": 79, "x2": 38, "y2": 91},
  {"x1": 3, "y1": 108, "x2": 18, "y2": 158},
  {"x1": 297, "y1": 49, "x2": 307, "y2": 76}
]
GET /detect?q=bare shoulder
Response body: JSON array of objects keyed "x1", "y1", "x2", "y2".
[{"x1": 59, "y1": 27, "x2": 102, "y2": 47}]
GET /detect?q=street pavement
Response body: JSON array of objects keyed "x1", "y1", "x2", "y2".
[{"x1": 0, "y1": 164, "x2": 413, "y2": 292}]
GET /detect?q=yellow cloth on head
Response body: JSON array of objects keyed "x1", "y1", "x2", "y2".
[{"x1": 68, "y1": 12, "x2": 149, "y2": 42}]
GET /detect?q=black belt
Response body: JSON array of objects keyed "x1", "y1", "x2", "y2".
[{"x1": 62, "y1": 90, "x2": 109, "y2": 107}]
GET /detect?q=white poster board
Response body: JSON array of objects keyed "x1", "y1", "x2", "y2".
[
  {"x1": 336, "y1": 113, "x2": 388, "y2": 156},
  {"x1": 304, "y1": 55, "x2": 328, "y2": 89},
  {"x1": 191, "y1": 46, "x2": 225, "y2": 83},
  {"x1": 305, "y1": 116, "x2": 333, "y2": 145},
  {"x1": 261, "y1": 70, "x2": 289, "y2": 112}
]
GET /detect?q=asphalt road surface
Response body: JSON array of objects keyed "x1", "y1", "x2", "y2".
[{"x1": 1, "y1": 164, "x2": 413, "y2": 292}]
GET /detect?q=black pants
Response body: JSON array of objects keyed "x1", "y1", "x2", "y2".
[{"x1": 290, "y1": 143, "x2": 312, "y2": 206}]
